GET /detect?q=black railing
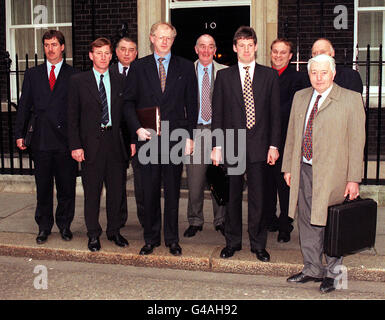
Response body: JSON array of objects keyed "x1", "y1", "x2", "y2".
[{"x1": 0, "y1": 47, "x2": 384, "y2": 184}]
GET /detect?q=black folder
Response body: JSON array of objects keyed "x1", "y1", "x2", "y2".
[
  {"x1": 206, "y1": 164, "x2": 229, "y2": 206},
  {"x1": 324, "y1": 197, "x2": 377, "y2": 257}
]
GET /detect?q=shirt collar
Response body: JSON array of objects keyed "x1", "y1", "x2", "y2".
[
  {"x1": 314, "y1": 84, "x2": 333, "y2": 99},
  {"x1": 47, "y1": 59, "x2": 63, "y2": 70},
  {"x1": 154, "y1": 52, "x2": 171, "y2": 63}
]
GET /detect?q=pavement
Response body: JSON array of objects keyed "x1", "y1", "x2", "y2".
[{"x1": 0, "y1": 171, "x2": 384, "y2": 283}]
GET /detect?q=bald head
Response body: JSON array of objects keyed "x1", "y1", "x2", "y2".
[
  {"x1": 311, "y1": 38, "x2": 335, "y2": 58},
  {"x1": 195, "y1": 34, "x2": 217, "y2": 66}
]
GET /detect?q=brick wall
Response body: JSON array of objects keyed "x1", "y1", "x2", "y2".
[
  {"x1": 278, "y1": 0, "x2": 355, "y2": 70},
  {"x1": 72, "y1": 0, "x2": 137, "y2": 71}
]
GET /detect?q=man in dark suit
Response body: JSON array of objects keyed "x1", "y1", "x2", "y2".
[
  {"x1": 211, "y1": 26, "x2": 281, "y2": 262},
  {"x1": 265, "y1": 38, "x2": 303, "y2": 243},
  {"x1": 109, "y1": 37, "x2": 143, "y2": 228},
  {"x1": 68, "y1": 37, "x2": 129, "y2": 252},
  {"x1": 302, "y1": 38, "x2": 363, "y2": 94},
  {"x1": 125, "y1": 22, "x2": 198, "y2": 256},
  {"x1": 15, "y1": 30, "x2": 77, "y2": 245}
]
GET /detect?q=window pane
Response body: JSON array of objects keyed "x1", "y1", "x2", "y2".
[
  {"x1": 358, "y1": 12, "x2": 383, "y2": 47},
  {"x1": 36, "y1": 28, "x2": 47, "y2": 59},
  {"x1": 56, "y1": 0, "x2": 72, "y2": 23},
  {"x1": 58, "y1": 26, "x2": 73, "y2": 60},
  {"x1": 11, "y1": 0, "x2": 31, "y2": 25},
  {"x1": 14, "y1": 28, "x2": 35, "y2": 57},
  {"x1": 357, "y1": 49, "x2": 384, "y2": 87},
  {"x1": 359, "y1": 0, "x2": 385, "y2": 7},
  {"x1": 33, "y1": 0, "x2": 54, "y2": 23}
]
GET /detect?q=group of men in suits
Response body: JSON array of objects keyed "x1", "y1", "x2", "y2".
[{"x1": 15, "y1": 24, "x2": 365, "y2": 294}]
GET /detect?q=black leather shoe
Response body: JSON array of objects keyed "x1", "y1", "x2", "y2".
[
  {"x1": 139, "y1": 243, "x2": 160, "y2": 255},
  {"x1": 107, "y1": 233, "x2": 129, "y2": 247},
  {"x1": 277, "y1": 231, "x2": 291, "y2": 243},
  {"x1": 167, "y1": 242, "x2": 182, "y2": 256},
  {"x1": 60, "y1": 228, "x2": 73, "y2": 241},
  {"x1": 220, "y1": 246, "x2": 241, "y2": 258},
  {"x1": 215, "y1": 223, "x2": 225, "y2": 236},
  {"x1": 183, "y1": 225, "x2": 202, "y2": 238},
  {"x1": 252, "y1": 249, "x2": 270, "y2": 262},
  {"x1": 287, "y1": 272, "x2": 323, "y2": 283},
  {"x1": 88, "y1": 237, "x2": 101, "y2": 252},
  {"x1": 320, "y1": 277, "x2": 336, "y2": 294},
  {"x1": 36, "y1": 230, "x2": 51, "y2": 244}
]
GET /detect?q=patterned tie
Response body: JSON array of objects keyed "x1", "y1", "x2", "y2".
[
  {"x1": 99, "y1": 74, "x2": 109, "y2": 126},
  {"x1": 158, "y1": 57, "x2": 166, "y2": 92},
  {"x1": 201, "y1": 67, "x2": 211, "y2": 122},
  {"x1": 49, "y1": 65, "x2": 56, "y2": 91},
  {"x1": 243, "y1": 66, "x2": 255, "y2": 129},
  {"x1": 302, "y1": 94, "x2": 322, "y2": 161},
  {"x1": 123, "y1": 66, "x2": 128, "y2": 77}
]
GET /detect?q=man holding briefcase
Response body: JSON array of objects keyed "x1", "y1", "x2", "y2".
[{"x1": 282, "y1": 54, "x2": 365, "y2": 293}]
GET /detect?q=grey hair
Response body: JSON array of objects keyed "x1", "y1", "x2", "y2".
[{"x1": 307, "y1": 54, "x2": 336, "y2": 73}]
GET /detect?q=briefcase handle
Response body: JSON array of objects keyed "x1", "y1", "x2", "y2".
[{"x1": 343, "y1": 195, "x2": 362, "y2": 204}]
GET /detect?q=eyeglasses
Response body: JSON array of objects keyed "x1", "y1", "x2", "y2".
[{"x1": 154, "y1": 35, "x2": 174, "y2": 42}]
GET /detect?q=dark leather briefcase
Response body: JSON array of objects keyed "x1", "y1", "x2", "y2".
[
  {"x1": 206, "y1": 164, "x2": 229, "y2": 206},
  {"x1": 324, "y1": 197, "x2": 377, "y2": 257}
]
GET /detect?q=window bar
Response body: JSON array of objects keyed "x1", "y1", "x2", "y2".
[
  {"x1": 363, "y1": 45, "x2": 371, "y2": 184},
  {"x1": 376, "y1": 44, "x2": 383, "y2": 184}
]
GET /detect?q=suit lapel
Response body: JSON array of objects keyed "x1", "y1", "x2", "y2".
[
  {"x1": 84, "y1": 70, "x2": 102, "y2": 105},
  {"x1": 230, "y1": 65, "x2": 244, "y2": 110},
  {"x1": 317, "y1": 83, "x2": 340, "y2": 113},
  {"x1": 163, "y1": 55, "x2": 178, "y2": 99},
  {"x1": 144, "y1": 56, "x2": 163, "y2": 103},
  {"x1": 38, "y1": 63, "x2": 52, "y2": 96}
]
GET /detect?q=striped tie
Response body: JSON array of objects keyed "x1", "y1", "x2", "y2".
[
  {"x1": 243, "y1": 66, "x2": 255, "y2": 129},
  {"x1": 302, "y1": 94, "x2": 322, "y2": 160},
  {"x1": 158, "y1": 57, "x2": 166, "y2": 92},
  {"x1": 201, "y1": 67, "x2": 211, "y2": 122},
  {"x1": 99, "y1": 74, "x2": 109, "y2": 126}
]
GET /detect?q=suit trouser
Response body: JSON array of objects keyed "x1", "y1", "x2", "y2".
[
  {"x1": 225, "y1": 160, "x2": 267, "y2": 251},
  {"x1": 298, "y1": 163, "x2": 343, "y2": 279},
  {"x1": 186, "y1": 126, "x2": 225, "y2": 228},
  {"x1": 131, "y1": 154, "x2": 145, "y2": 226},
  {"x1": 264, "y1": 157, "x2": 291, "y2": 232},
  {"x1": 140, "y1": 158, "x2": 183, "y2": 247},
  {"x1": 81, "y1": 130, "x2": 125, "y2": 238},
  {"x1": 33, "y1": 150, "x2": 77, "y2": 232}
]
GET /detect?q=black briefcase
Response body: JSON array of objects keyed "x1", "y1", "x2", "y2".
[
  {"x1": 324, "y1": 197, "x2": 377, "y2": 257},
  {"x1": 206, "y1": 164, "x2": 229, "y2": 206}
]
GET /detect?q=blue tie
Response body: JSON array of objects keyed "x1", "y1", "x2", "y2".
[{"x1": 99, "y1": 74, "x2": 109, "y2": 126}]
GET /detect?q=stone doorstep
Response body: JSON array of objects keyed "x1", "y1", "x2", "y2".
[{"x1": 0, "y1": 232, "x2": 384, "y2": 283}]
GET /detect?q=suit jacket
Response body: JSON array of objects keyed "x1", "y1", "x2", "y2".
[
  {"x1": 15, "y1": 62, "x2": 78, "y2": 151},
  {"x1": 124, "y1": 54, "x2": 198, "y2": 140},
  {"x1": 211, "y1": 62, "x2": 281, "y2": 164},
  {"x1": 281, "y1": 83, "x2": 366, "y2": 226},
  {"x1": 67, "y1": 69, "x2": 127, "y2": 164}
]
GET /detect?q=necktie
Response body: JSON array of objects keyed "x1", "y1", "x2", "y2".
[
  {"x1": 243, "y1": 66, "x2": 255, "y2": 129},
  {"x1": 158, "y1": 57, "x2": 166, "y2": 92},
  {"x1": 123, "y1": 66, "x2": 128, "y2": 76},
  {"x1": 201, "y1": 67, "x2": 211, "y2": 122},
  {"x1": 49, "y1": 65, "x2": 56, "y2": 91},
  {"x1": 302, "y1": 94, "x2": 322, "y2": 161},
  {"x1": 99, "y1": 74, "x2": 109, "y2": 126}
]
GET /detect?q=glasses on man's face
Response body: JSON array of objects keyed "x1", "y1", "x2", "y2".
[{"x1": 155, "y1": 35, "x2": 174, "y2": 42}]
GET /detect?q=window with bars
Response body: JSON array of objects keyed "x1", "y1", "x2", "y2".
[{"x1": 6, "y1": 0, "x2": 72, "y2": 101}]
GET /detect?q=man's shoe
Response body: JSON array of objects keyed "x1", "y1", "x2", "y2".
[
  {"x1": 107, "y1": 233, "x2": 129, "y2": 247},
  {"x1": 287, "y1": 272, "x2": 323, "y2": 283},
  {"x1": 277, "y1": 231, "x2": 290, "y2": 243},
  {"x1": 252, "y1": 249, "x2": 270, "y2": 262},
  {"x1": 36, "y1": 231, "x2": 51, "y2": 244},
  {"x1": 88, "y1": 237, "x2": 101, "y2": 252},
  {"x1": 60, "y1": 228, "x2": 73, "y2": 241},
  {"x1": 139, "y1": 243, "x2": 160, "y2": 255},
  {"x1": 220, "y1": 246, "x2": 241, "y2": 258},
  {"x1": 320, "y1": 277, "x2": 336, "y2": 294},
  {"x1": 183, "y1": 225, "x2": 202, "y2": 238},
  {"x1": 215, "y1": 223, "x2": 225, "y2": 236},
  {"x1": 167, "y1": 242, "x2": 182, "y2": 256}
]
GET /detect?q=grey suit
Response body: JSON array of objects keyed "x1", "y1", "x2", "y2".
[{"x1": 186, "y1": 60, "x2": 228, "y2": 229}]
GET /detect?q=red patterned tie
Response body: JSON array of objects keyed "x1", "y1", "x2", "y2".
[
  {"x1": 302, "y1": 94, "x2": 322, "y2": 161},
  {"x1": 200, "y1": 67, "x2": 211, "y2": 122},
  {"x1": 49, "y1": 65, "x2": 56, "y2": 91}
]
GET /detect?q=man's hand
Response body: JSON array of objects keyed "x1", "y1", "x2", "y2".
[
  {"x1": 136, "y1": 128, "x2": 151, "y2": 141},
  {"x1": 284, "y1": 172, "x2": 291, "y2": 187},
  {"x1": 267, "y1": 147, "x2": 279, "y2": 165},
  {"x1": 16, "y1": 138, "x2": 27, "y2": 151},
  {"x1": 71, "y1": 148, "x2": 85, "y2": 163},
  {"x1": 130, "y1": 144, "x2": 136, "y2": 157},
  {"x1": 185, "y1": 138, "x2": 194, "y2": 156},
  {"x1": 344, "y1": 182, "x2": 360, "y2": 200},
  {"x1": 210, "y1": 147, "x2": 222, "y2": 166}
]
